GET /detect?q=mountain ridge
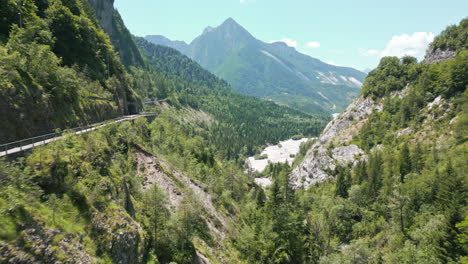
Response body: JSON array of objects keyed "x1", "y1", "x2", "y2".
[{"x1": 145, "y1": 18, "x2": 366, "y2": 114}]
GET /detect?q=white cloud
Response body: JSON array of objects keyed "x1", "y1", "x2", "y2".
[
  {"x1": 381, "y1": 32, "x2": 434, "y2": 58},
  {"x1": 306, "y1": 41, "x2": 321, "y2": 48},
  {"x1": 270, "y1": 38, "x2": 298, "y2": 48},
  {"x1": 358, "y1": 32, "x2": 434, "y2": 60}
]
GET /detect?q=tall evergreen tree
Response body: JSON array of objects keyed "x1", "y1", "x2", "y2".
[
  {"x1": 411, "y1": 144, "x2": 424, "y2": 174},
  {"x1": 255, "y1": 187, "x2": 266, "y2": 208},
  {"x1": 335, "y1": 166, "x2": 351, "y2": 198},
  {"x1": 353, "y1": 161, "x2": 368, "y2": 184},
  {"x1": 367, "y1": 151, "x2": 384, "y2": 197},
  {"x1": 399, "y1": 143, "x2": 411, "y2": 183}
]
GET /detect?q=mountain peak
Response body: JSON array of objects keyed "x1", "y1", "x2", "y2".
[
  {"x1": 222, "y1": 17, "x2": 239, "y2": 26},
  {"x1": 197, "y1": 18, "x2": 250, "y2": 40},
  {"x1": 146, "y1": 17, "x2": 365, "y2": 114},
  {"x1": 218, "y1": 17, "x2": 245, "y2": 32},
  {"x1": 193, "y1": 17, "x2": 255, "y2": 45}
]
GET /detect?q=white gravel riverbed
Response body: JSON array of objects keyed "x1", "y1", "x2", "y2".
[{"x1": 246, "y1": 138, "x2": 313, "y2": 173}]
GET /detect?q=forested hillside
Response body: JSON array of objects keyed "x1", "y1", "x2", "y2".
[
  {"x1": 0, "y1": 0, "x2": 327, "y2": 263},
  {"x1": 132, "y1": 37, "x2": 328, "y2": 159},
  {"x1": 0, "y1": 0, "x2": 326, "y2": 153},
  {"x1": 232, "y1": 18, "x2": 467, "y2": 263},
  {"x1": 0, "y1": 0, "x2": 141, "y2": 143}
]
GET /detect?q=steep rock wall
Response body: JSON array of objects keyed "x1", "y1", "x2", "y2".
[
  {"x1": 425, "y1": 48, "x2": 456, "y2": 64},
  {"x1": 87, "y1": 0, "x2": 145, "y2": 68},
  {"x1": 291, "y1": 96, "x2": 381, "y2": 188},
  {"x1": 87, "y1": 0, "x2": 114, "y2": 37}
]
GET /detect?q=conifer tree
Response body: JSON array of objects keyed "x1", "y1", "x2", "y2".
[
  {"x1": 411, "y1": 144, "x2": 424, "y2": 174},
  {"x1": 255, "y1": 187, "x2": 266, "y2": 208},
  {"x1": 335, "y1": 166, "x2": 351, "y2": 198},
  {"x1": 367, "y1": 152, "x2": 384, "y2": 197},
  {"x1": 399, "y1": 143, "x2": 411, "y2": 183}
]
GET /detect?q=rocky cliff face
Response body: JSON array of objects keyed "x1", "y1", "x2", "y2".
[
  {"x1": 0, "y1": 226, "x2": 97, "y2": 264},
  {"x1": 291, "y1": 77, "x2": 453, "y2": 189},
  {"x1": 0, "y1": 207, "x2": 146, "y2": 264},
  {"x1": 425, "y1": 48, "x2": 457, "y2": 64},
  {"x1": 291, "y1": 96, "x2": 382, "y2": 189},
  {"x1": 135, "y1": 149, "x2": 230, "y2": 263},
  {"x1": 91, "y1": 209, "x2": 147, "y2": 264},
  {"x1": 87, "y1": 0, "x2": 114, "y2": 36},
  {"x1": 87, "y1": 0, "x2": 145, "y2": 68}
]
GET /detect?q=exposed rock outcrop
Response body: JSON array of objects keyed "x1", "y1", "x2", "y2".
[
  {"x1": 88, "y1": 0, "x2": 114, "y2": 38},
  {"x1": 319, "y1": 97, "x2": 381, "y2": 144},
  {"x1": 0, "y1": 242, "x2": 39, "y2": 264},
  {"x1": 423, "y1": 96, "x2": 453, "y2": 124},
  {"x1": 0, "y1": 220, "x2": 97, "y2": 264},
  {"x1": 291, "y1": 96, "x2": 381, "y2": 189},
  {"x1": 91, "y1": 208, "x2": 147, "y2": 264},
  {"x1": 332, "y1": 145, "x2": 365, "y2": 165},
  {"x1": 397, "y1": 127, "x2": 413, "y2": 137},
  {"x1": 194, "y1": 251, "x2": 212, "y2": 264},
  {"x1": 254, "y1": 178, "x2": 273, "y2": 188},
  {"x1": 87, "y1": 0, "x2": 145, "y2": 67},
  {"x1": 136, "y1": 150, "x2": 228, "y2": 240},
  {"x1": 425, "y1": 48, "x2": 456, "y2": 64},
  {"x1": 87, "y1": 0, "x2": 114, "y2": 37}
]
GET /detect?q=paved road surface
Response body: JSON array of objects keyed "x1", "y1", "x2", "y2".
[{"x1": 0, "y1": 114, "x2": 152, "y2": 158}]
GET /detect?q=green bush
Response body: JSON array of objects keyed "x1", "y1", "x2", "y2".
[{"x1": 254, "y1": 154, "x2": 268, "y2": 160}]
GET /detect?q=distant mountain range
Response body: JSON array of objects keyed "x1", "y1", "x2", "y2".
[{"x1": 145, "y1": 18, "x2": 366, "y2": 114}]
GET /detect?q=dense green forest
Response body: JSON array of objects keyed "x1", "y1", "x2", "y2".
[
  {"x1": 0, "y1": 0, "x2": 466, "y2": 263},
  {"x1": 0, "y1": 0, "x2": 140, "y2": 143},
  {"x1": 233, "y1": 19, "x2": 467, "y2": 263},
  {"x1": 131, "y1": 37, "x2": 328, "y2": 159},
  {"x1": 430, "y1": 19, "x2": 467, "y2": 52},
  {"x1": 0, "y1": 111, "x2": 253, "y2": 263}
]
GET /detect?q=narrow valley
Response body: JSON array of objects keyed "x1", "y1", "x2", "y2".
[{"x1": 0, "y1": 1, "x2": 466, "y2": 263}]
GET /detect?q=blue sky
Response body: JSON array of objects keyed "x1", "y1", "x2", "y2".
[{"x1": 115, "y1": 0, "x2": 467, "y2": 71}]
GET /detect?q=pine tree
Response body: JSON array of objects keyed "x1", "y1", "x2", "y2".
[
  {"x1": 353, "y1": 161, "x2": 368, "y2": 184},
  {"x1": 255, "y1": 187, "x2": 266, "y2": 208},
  {"x1": 411, "y1": 144, "x2": 424, "y2": 174},
  {"x1": 435, "y1": 160, "x2": 466, "y2": 260},
  {"x1": 335, "y1": 166, "x2": 351, "y2": 198},
  {"x1": 399, "y1": 143, "x2": 411, "y2": 183},
  {"x1": 367, "y1": 152, "x2": 384, "y2": 197},
  {"x1": 436, "y1": 161, "x2": 461, "y2": 214}
]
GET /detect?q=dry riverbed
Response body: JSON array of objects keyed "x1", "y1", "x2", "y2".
[{"x1": 246, "y1": 138, "x2": 314, "y2": 187}]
